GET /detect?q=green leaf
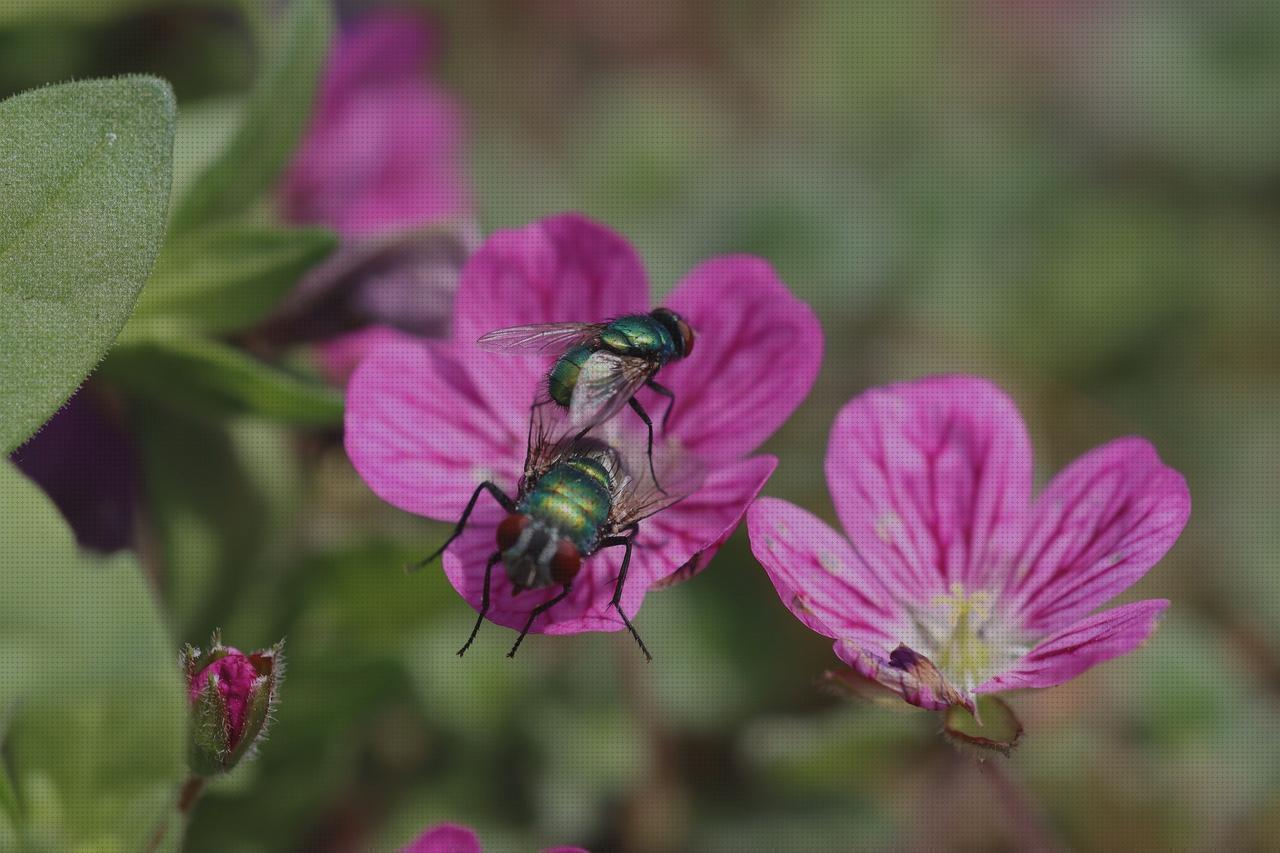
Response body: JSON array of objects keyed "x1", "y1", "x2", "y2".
[
  {"x1": 139, "y1": 222, "x2": 336, "y2": 333},
  {"x1": 101, "y1": 331, "x2": 342, "y2": 426},
  {"x1": 0, "y1": 0, "x2": 154, "y2": 26},
  {"x1": 133, "y1": 406, "x2": 273, "y2": 638},
  {"x1": 0, "y1": 462, "x2": 186, "y2": 849},
  {"x1": 168, "y1": 0, "x2": 334, "y2": 232},
  {"x1": 0, "y1": 76, "x2": 176, "y2": 453}
]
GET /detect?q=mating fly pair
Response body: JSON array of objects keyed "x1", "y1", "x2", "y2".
[{"x1": 413, "y1": 309, "x2": 701, "y2": 660}]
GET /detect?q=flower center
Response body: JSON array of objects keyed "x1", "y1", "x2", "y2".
[
  {"x1": 932, "y1": 585, "x2": 995, "y2": 682},
  {"x1": 906, "y1": 583, "x2": 1029, "y2": 694}
]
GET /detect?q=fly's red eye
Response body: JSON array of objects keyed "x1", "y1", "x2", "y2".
[
  {"x1": 550, "y1": 539, "x2": 582, "y2": 585},
  {"x1": 496, "y1": 514, "x2": 530, "y2": 550},
  {"x1": 678, "y1": 318, "x2": 696, "y2": 356}
]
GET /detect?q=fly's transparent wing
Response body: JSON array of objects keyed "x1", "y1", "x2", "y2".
[
  {"x1": 568, "y1": 350, "x2": 655, "y2": 430},
  {"x1": 605, "y1": 425, "x2": 708, "y2": 528},
  {"x1": 477, "y1": 322, "x2": 605, "y2": 353},
  {"x1": 522, "y1": 395, "x2": 578, "y2": 486}
]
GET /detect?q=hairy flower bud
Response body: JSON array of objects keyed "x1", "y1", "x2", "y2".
[{"x1": 182, "y1": 630, "x2": 283, "y2": 776}]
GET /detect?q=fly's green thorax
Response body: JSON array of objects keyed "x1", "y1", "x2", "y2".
[
  {"x1": 548, "y1": 345, "x2": 595, "y2": 407},
  {"x1": 520, "y1": 457, "x2": 615, "y2": 552},
  {"x1": 599, "y1": 315, "x2": 678, "y2": 361}
]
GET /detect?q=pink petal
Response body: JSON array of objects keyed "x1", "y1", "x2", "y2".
[
  {"x1": 402, "y1": 823, "x2": 483, "y2": 853},
  {"x1": 344, "y1": 340, "x2": 525, "y2": 521},
  {"x1": 658, "y1": 256, "x2": 823, "y2": 463},
  {"x1": 1005, "y1": 437, "x2": 1190, "y2": 633},
  {"x1": 746, "y1": 497, "x2": 902, "y2": 645},
  {"x1": 452, "y1": 213, "x2": 650, "y2": 346},
  {"x1": 188, "y1": 650, "x2": 256, "y2": 748},
  {"x1": 282, "y1": 12, "x2": 469, "y2": 236},
  {"x1": 450, "y1": 214, "x2": 651, "y2": 425},
  {"x1": 441, "y1": 457, "x2": 774, "y2": 637},
  {"x1": 825, "y1": 375, "x2": 1032, "y2": 604},
  {"x1": 316, "y1": 325, "x2": 416, "y2": 385},
  {"x1": 647, "y1": 455, "x2": 777, "y2": 584},
  {"x1": 320, "y1": 10, "x2": 441, "y2": 107},
  {"x1": 978, "y1": 599, "x2": 1169, "y2": 693},
  {"x1": 284, "y1": 87, "x2": 469, "y2": 236}
]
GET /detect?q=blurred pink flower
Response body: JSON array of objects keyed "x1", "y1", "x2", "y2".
[
  {"x1": 402, "y1": 822, "x2": 586, "y2": 853},
  {"x1": 282, "y1": 8, "x2": 468, "y2": 234},
  {"x1": 277, "y1": 8, "x2": 473, "y2": 381},
  {"x1": 346, "y1": 213, "x2": 822, "y2": 639},
  {"x1": 748, "y1": 376, "x2": 1190, "y2": 712}
]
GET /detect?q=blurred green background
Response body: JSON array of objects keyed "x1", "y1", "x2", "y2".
[{"x1": 3, "y1": 0, "x2": 1280, "y2": 850}]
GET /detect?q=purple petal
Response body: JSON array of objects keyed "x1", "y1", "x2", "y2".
[
  {"x1": 282, "y1": 11, "x2": 468, "y2": 235},
  {"x1": 834, "y1": 641, "x2": 974, "y2": 712},
  {"x1": 747, "y1": 497, "x2": 902, "y2": 645},
  {"x1": 402, "y1": 823, "x2": 483, "y2": 853},
  {"x1": 452, "y1": 213, "x2": 650, "y2": 346},
  {"x1": 344, "y1": 340, "x2": 526, "y2": 521},
  {"x1": 658, "y1": 256, "x2": 822, "y2": 463},
  {"x1": 978, "y1": 599, "x2": 1169, "y2": 693},
  {"x1": 825, "y1": 375, "x2": 1033, "y2": 605},
  {"x1": 1004, "y1": 437, "x2": 1190, "y2": 633},
  {"x1": 441, "y1": 457, "x2": 774, "y2": 636},
  {"x1": 9, "y1": 386, "x2": 137, "y2": 553}
]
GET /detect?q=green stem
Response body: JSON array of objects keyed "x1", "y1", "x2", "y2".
[
  {"x1": 143, "y1": 775, "x2": 208, "y2": 853},
  {"x1": 980, "y1": 759, "x2": 1067, "y2": 853}
]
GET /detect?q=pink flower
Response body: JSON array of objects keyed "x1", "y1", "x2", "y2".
[
  {"x1": 276, "y1": 9, "x2": 473, "y2": 381},
  {"x1": 748, "y1": 376, "x2": 1190, "y2": 711},
  {"x1": 282, "y1": 9, "x2": 468, "y2": 235},
  {"x1": 346, "y1": 213, "x2": 822, "y2": 642},
  {"x1": 402, "y1": 822, "x2": 586, "y2": 853}
]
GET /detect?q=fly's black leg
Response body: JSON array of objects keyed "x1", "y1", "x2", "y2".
[
  {"x1": 627, "y1": 397, "x2": 665, "y2": 494},
  {"x1": 507, "y1": 584, "x2": 572, "y2": 658},
  {"x1": 406, "y1": 481, "x2": 516, "y2": 573},
  {"x1": 458, "y1": 552, "x2": 501, "y2": 657},
  {"x1": 599, "y1": 525, "x2": 651, "y2": 662},
  {"x1": 646, "y1": 379, "x2": 676, "y2": 434}
]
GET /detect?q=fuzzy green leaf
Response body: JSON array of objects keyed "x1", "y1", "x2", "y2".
[
  {"x1": 101, "y1": 331, "x2": 342, "y2": 426},
  {"x1": 0, "y1": 76, "x2": 176, "y2": 452},
  {"x1": 138, "y1": 222, "x2": 336, "y2": 333},
  {"x1": 0, "y1": 462, "x2": 185, "y2": 848}
]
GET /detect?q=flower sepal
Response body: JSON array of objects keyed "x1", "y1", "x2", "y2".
[
  {"x1": 942, "y1": 695, "x2": 1023, "y2": 759},
  {"x1": 817, "y1": 665, "x2": 917, "y2": 710},
  {"x1": 183, "y1": 630, "x2": 284, "y2": 776}
]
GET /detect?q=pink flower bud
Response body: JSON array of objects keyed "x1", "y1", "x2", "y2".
[{"x1": 183, "y1": 630, "x2": 283, "y2": 776}]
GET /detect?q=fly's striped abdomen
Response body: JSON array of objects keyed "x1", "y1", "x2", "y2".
[
  {"x1": 599, "y1": 315, "x2": 677, "y2": 362},
  {"x1": 548, "y1": 345, "x2": 595, "y2": 407},
  {"x1": 521, "y1": 458, "x2": 614, "y2": 552}
]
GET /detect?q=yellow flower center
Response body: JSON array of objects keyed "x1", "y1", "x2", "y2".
[{"x1": 931, "y1": 584, "x2": 996, "y2": 685}]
